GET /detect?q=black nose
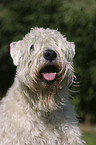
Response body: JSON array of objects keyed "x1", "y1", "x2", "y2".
[{"x1": 43, "y1": 49, "x2": 57, "y2": 61}]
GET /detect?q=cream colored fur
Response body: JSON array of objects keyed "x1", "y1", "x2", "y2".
[{"x1": 0, "y1": 28, "x2": 85, "y2": 145}]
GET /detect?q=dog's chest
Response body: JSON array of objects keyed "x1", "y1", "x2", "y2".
[{"x1": 22, "y1": 109, "x2": 65, "y2": 145}]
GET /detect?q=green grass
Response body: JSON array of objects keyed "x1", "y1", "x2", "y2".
[{"x1": 82, "y1": 131, "x2": 96, "y2": 145}]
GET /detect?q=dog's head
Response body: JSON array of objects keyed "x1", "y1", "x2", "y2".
[{"x1": 10, "y1": 28, "x2": 75, "y2": 110}]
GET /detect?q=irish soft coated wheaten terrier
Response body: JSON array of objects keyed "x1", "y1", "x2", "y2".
[{"x1": 0, "y1": 28, "x2": 85, "y2": 145}]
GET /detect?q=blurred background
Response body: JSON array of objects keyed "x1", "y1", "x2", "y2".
[{"x1": 0, "y1": 0, "x2": 96, "y2": 144}]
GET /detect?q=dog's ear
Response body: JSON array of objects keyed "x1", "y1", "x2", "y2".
[
  {"x1": 10, "y1": 40, "x2": 23, "y2": 66},
  {"x1": 67, "y1": 42, "x2": 75, "y2": 61}
]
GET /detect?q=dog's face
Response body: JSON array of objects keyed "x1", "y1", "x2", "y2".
[{"x1": 10, "y1": 28, "x2": 75, "y2": 110}]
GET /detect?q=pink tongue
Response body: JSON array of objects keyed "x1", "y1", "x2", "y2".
[{"x1": 42, "y1": 72, "x2": 56, "y2": 81}]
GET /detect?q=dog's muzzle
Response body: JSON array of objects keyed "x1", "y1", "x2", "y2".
[{"x1": 39, "y1": 49, "x2": 59, "y2": 84}]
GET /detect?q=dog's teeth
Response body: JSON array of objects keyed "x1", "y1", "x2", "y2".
[{"x1": 42, "y1": 72, "x2": 56, "y2": 81}]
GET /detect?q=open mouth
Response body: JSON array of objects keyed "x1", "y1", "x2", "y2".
[{"x1": 40, "y1": 65, "x2": 59, "y2": 83}]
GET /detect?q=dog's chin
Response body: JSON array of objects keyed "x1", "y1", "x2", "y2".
[{"x1": 39, "y1": 65, "x2": 59, "y2": 85}]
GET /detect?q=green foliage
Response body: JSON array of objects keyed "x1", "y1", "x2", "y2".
[
  {"x1": 83, "y1": 131, "x2": 96, "y2": 145},
  {"x1": 0, "y1": 0, "x2": 96, "y2": 121}
]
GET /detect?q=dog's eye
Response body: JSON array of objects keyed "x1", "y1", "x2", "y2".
[{"x1": 30, "y1": 44, "x2": 34, "y2": 50}]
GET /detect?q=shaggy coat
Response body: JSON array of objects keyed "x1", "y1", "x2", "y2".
[{"x1": 0, "y1": 28, "x2": 85, "y2": 145}]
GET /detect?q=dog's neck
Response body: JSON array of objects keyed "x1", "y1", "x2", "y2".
[{"x1": 14, "y1": 77, "x2": 69, "y2": 113}]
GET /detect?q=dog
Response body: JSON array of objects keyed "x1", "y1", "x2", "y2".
[{"x1": 0, "y1": 28, "x2": 85, "y2": 145}]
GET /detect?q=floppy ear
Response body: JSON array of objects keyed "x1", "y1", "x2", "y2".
[
  {"x1": 10, "y1": 40, "x2": 23, "y2": 66},
  {"x1": 67, "y1": 42, "x2": 75, "y2": 61}
]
